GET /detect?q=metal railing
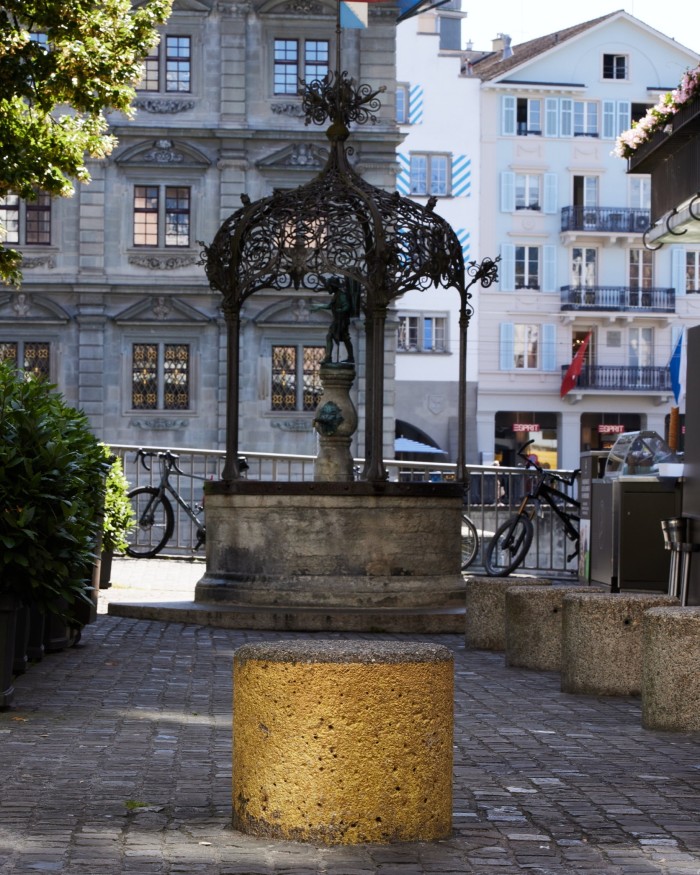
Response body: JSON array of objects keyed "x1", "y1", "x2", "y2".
[
  {"x1": 560, "y1": 285, "x2": 675, "y2": 313},
  {"x1": 111, "y1": 443, "x2": 580, "y2": 576},
  {"x1": 560, "y1": 206, "x2": 650, "y2": 233},
  {"x1": 560, "y1": 364, "x2": 672, "y2": 392}
]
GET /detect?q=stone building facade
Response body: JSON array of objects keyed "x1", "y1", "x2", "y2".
[{"x1": 1, "y1": 0, "x2": 401, "y2": 458}]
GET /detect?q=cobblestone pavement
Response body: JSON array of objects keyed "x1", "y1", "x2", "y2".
[{"x1": 1, "y1": 558, "x2": 700, "y2": 874}]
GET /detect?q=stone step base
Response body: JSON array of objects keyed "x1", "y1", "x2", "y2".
[{"x1": 107, "y1": 600, "x2": 465, "y2": 634}]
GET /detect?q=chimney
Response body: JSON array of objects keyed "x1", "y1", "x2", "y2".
[{"x1": 491, "y1": 34, "x2": 504, "y2": 52}]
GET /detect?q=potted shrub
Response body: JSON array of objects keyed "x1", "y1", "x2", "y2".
[
  {"x1": 0, "y1": 363, "x2": 108, "y2": 674},
  {"x1": 99, "y1": 451, "x2": 135, "y2": 588}
]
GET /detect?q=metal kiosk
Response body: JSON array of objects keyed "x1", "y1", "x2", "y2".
[{"x1": 589, "y1": 431, "x2": 682, "y2": 592}]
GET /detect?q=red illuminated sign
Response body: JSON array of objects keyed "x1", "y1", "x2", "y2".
[
  {"x1": 598, "y1": 424, "x2": 626, "y2": 434},
  {"x1": 513, "y1": 423, "x2": 540, "y2": 432}
]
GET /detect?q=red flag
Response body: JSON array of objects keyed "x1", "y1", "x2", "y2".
[{"x1": 561, "y1": 332, "x2": 592, "y2": 398}]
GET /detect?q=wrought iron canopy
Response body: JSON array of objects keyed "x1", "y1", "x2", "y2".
[{"x1": 201, "y1": 70, "x2": 467, "y2": 314}]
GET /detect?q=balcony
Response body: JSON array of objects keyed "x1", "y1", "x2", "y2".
[
  {"x1": 560, "y1": 206, "x2": 650, "y2": 234},
  {"x1": 561, "y1": 364, "x2": 671, "y2": 392},
  {"x1": 628, "y1": 95, "x2": 700, "y2": 244},
  {"x1": 560, "y1": 285, "x2": 675, "y2": 313}
]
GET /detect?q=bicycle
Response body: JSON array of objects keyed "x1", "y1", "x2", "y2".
[
  {"x1": 483, "y1": 440, "x2": 580, "y2": 577},
  {"x1": 125, "y1": 448, "x2": 247, "y2": 558},
  {"x1": 461, "y1": 512, "x2": 479, "y2": 570}
]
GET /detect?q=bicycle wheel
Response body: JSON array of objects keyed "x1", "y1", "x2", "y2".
[
  {"x1": 484, "y1": 515, "x2": 533, "y2": 577},
  {"x1": 125, "y1": 487, "x2": 174, "y2": 558},
  {"x1": 461, "y1": 514, "x2": 479, "y2": 570}
]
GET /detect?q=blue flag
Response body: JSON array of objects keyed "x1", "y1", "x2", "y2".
[{"x1": 669, "y1": 330, "x2": 683, "y2": 404}]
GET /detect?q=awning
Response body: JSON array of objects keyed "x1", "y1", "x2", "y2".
[{"x1": 395, "y1": 437, "x2": 447, "y2": 454}]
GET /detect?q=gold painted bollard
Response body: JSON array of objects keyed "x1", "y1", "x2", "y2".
[{"x1": 232, "y1": 640, "x2": 453, "y2": 844}]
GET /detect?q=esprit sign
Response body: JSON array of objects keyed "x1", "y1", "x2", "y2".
[
  {"x1": 598, "y1": 424, "x2": 625, "y2": 434},
  {"x1": 513, "y1": 424, "x2": 540, "y2": 432}
]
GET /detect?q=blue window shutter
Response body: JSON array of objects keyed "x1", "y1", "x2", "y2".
[
  {"x1": 455, "y1": 228, "x2": 471, "y2": 265},
  {"x1": 616, "y1": 101, "x2": 631, "y2": 137},
  {"x1": 602, "y1": 100, "x2": 615, "y2": 139},
  {"x1": 502, "y1": 95, "x2": 516, "y2": 136},
  {"x1": 545, "y1": 98, "x2": 559, "y2": 137},
  {"x1": 672, "y1": 246, "x2": 686, "y2": 296},
  {"x1": 500, "y1": 322, "x2": 514, "y2": 370},
  {"x1": 451, "y1": 155, "x2": 471, "y2": 197},
  {"x1": 541, "y1": 323, "x2": 557, "y2": 371},
  {"x1": 543, "y1": 174, "x2": 557, "y2": 214},
  {"x1": 409, "y1": 84, "x2": 424, "y2": 124},
  {"x1": 542, "y1": 245, "x2": 557, "y2": 292},
  {"x1": 560, "y1": 99, "x2": 573, "y2": 137},
  {"x1": 500, "y1": 172, "x2": 515, "y2": 212},
  {"x1": 396, "y1": 152, "x2": 410, "y2": 196},
  {"x1": 500, "y1": 243, "x2": 515, "y2": 291}
]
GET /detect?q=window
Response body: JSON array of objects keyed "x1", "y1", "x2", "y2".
[
  {"x1": 573, "y1": 101, "x2": 599, "y2": 137},
  {"x1": 0, "y1": 341, "x2": 51, "y2": 380},
  {"x1": 571, "y1": 248, "x2": 598, "y2": 287},
  {"x1": 273, "y1": 39, "x2": 329, "y2": 95},
  {"x1": 271, "y1": 344, "x2": 324, "y2": 411},
  {"x1": 603, "y1": 54, "x2": 628, "y2": 80},
  {"x1": 629, "y1": 248, "x2": 653, "y2": 308},
  {"x1": 410, "y1": 154, "x2": 449, "y2": 196},
  {"x1": 515, "y1": 174, "x2": 541, "y2": 210},
  {"x1": 630, "y1": 176, "x2": 651, "y2": 209},
  {"x1": 516, "y1": 98, "x2": 541, "y2": 135},
  {"x1": 131, "y1": 343, "x2": 190, "y2": 410},
  {"x1": 500, "y1": 323, "x2": 556, "y2": 371},
  {"x1": 687, "y1": 251, "x2": 700, "y2": 293},
  {"x1": 0, "y1": 193, "x2": 51, "y2": 245},
  {"x1": 515, "y1": 246, "x2": 540, "y2": 290},
  {"x1": 133, "y1": 185, "x2": 191, "y2": 247},
  {"x1": 138, "y1": 35, "x2": 191, "y2": 93},
  {"x1": 397, "y1": 315, "x2": 447, "y2": 352},
  {"x1": 396, "y1": 83, "x2": 409, "y2": 124},
  {"x1": 628, "y1": 327, "x2": 653, "y2": 367}
]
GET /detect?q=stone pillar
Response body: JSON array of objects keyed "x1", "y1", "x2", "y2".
[
  {"x1": 313, "y1": 363, "x2": 357, "y2": 481},
  {"x1": 232, "y1": 640, "x2": 453, "y2": 844}
]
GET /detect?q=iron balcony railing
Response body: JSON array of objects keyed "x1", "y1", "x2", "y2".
[
  {"x1": 560, "y1": 364, "x2": 672, "y2": 392},
  {"x1": 560, "y1": 206, "x2": 650, "y2": 233},
  {"x1": 111, "y1": 443, "x2": 580, "y2": 577},
  {"x1": 560, "y1": 285, "x2": 675, "y2": 313}
]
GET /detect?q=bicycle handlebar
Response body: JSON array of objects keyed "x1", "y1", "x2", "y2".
[{"x1": 516, "y1": 439, "x2": 579, "y2": 486}]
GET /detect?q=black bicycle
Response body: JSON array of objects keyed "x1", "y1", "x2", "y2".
[
  {"x1": 126, "y1": 449, "x2": 247, "y2": 558},
  {"x1": 483, "y1": 440, "x2": 580, "y2": 577}
]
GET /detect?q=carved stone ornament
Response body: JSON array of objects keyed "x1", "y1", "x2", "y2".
[
  {"x1": 152, "y1": 296, "x2": 172, "y2": 319},
  {"x1": 130, "y1": 418, "x2": 188, "y2": 430},
  {"x1": 133, "y1": 98, "x2": 196, "y2": 114},
  {"x1": 141, "y1": 139, "x2": 184, "y2": 163},
  {"x1": 128, "y1": 254, "x2": 198, "y2": 270},
  {"x1": 284, "y1": 0, "x2": 324, "y2": 13},
  {"x1": 20, "y1": 255, "x2": 56, "y2": 269},
  {"x1": 270, "y1": 103, "x2": 305, "y2": 118},
  {"x1": 12, "y1": 293, "x2": 32, "y2": 317}
]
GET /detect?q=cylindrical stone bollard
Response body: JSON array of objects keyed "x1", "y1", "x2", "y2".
[
  {"x1": 642, "y1": 606, "x2": 700, "y2": 731},
  {"x1": 465, "y1": 576, "x2": 552, "y2": 651},
  {"x1": 561, "y1": 591, "x2": 679, "y2": 696},
  {"x1": 505, "y1": 585, "x2": 569, "y2": 671},
  {"x1": 232, "y1": 640, "x2": 454, "y2": 844}
]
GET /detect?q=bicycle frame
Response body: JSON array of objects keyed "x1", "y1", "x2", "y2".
[{"x1": 522, "y1": 471, "x2": 580, "y2": 548}]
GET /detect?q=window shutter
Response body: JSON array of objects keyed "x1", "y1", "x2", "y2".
[
  {"x1": 560, "y1": 99, "x2": 573, "y2": 137},
  {"x1": 396, "y1": 152, "x2": 410, "y2": 196},
  {"x1": 616, "y1": 101, "x2": 631, "y2": 137},
  {"x1": 502, "y1": 95, "x2": 516, "y2": 136},
  {"x1": 500, "y1": 322, "x2": 514, "y2": 370},
  {"x1": 602, "y1": 100, "x2": 616, "y2": 139},
  {"x1": 500, "y1": 172, "x2": 515, "y2": 212},
  {"x1": 455, "y1": 228, "x2": 471, "y2": 265},
  {"x1": 409, "y1": 84, "x2": 424, "y2": 124},
  {"x1": 541, "y1": 323, "x2": 557, "y2": 371},
  {"x1": 500, "y1": 243, "x2": 515, "y2": 291},
  {"x1": 542, "y1": 245, "x2": 557, "y2": 292},
  {"x1": 451, "y1": 155, "x2": 471, "y2": 197},
  {"x1": 543, "y1": 174, "x2": 558, "y2": 214},
  {"x1": 545, "y1": 98, "x2": 559, "y2": 137},
  {"x1": 671, "y1": 246, "x2": 686, "y2": 296}
]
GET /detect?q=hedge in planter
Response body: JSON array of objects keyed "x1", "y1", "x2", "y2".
[{"x1": 0, "y1": 362, "x2": 108, "y2": 622}]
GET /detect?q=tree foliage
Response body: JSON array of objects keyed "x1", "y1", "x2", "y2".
[{"x1": 0, "y1": 0, "x2": 172, "y2": 283}]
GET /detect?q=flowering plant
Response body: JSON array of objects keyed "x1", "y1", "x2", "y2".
[{"x1": 614, "y1": 63, "x2": 700, "y2": 159}]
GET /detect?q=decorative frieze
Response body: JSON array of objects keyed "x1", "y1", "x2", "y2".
[
  {"x1": 133, "y1": 98, "x2": 196, "y2": 114},
  {"x1": 21, "y1": 255, "x2": 56, "y2": 269},
  {"x1": 270, "y1": 419, "x2": 314, "y2": 432},
  {"x1": 128, "y1": 254, "x2": 198, "y2": 270},
  {"x1": 271, "y1": 102, "x2": 305, "y2": 118},
  {"x1": 130, "y1": 418, "x2": 189, "y2": 430}
]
